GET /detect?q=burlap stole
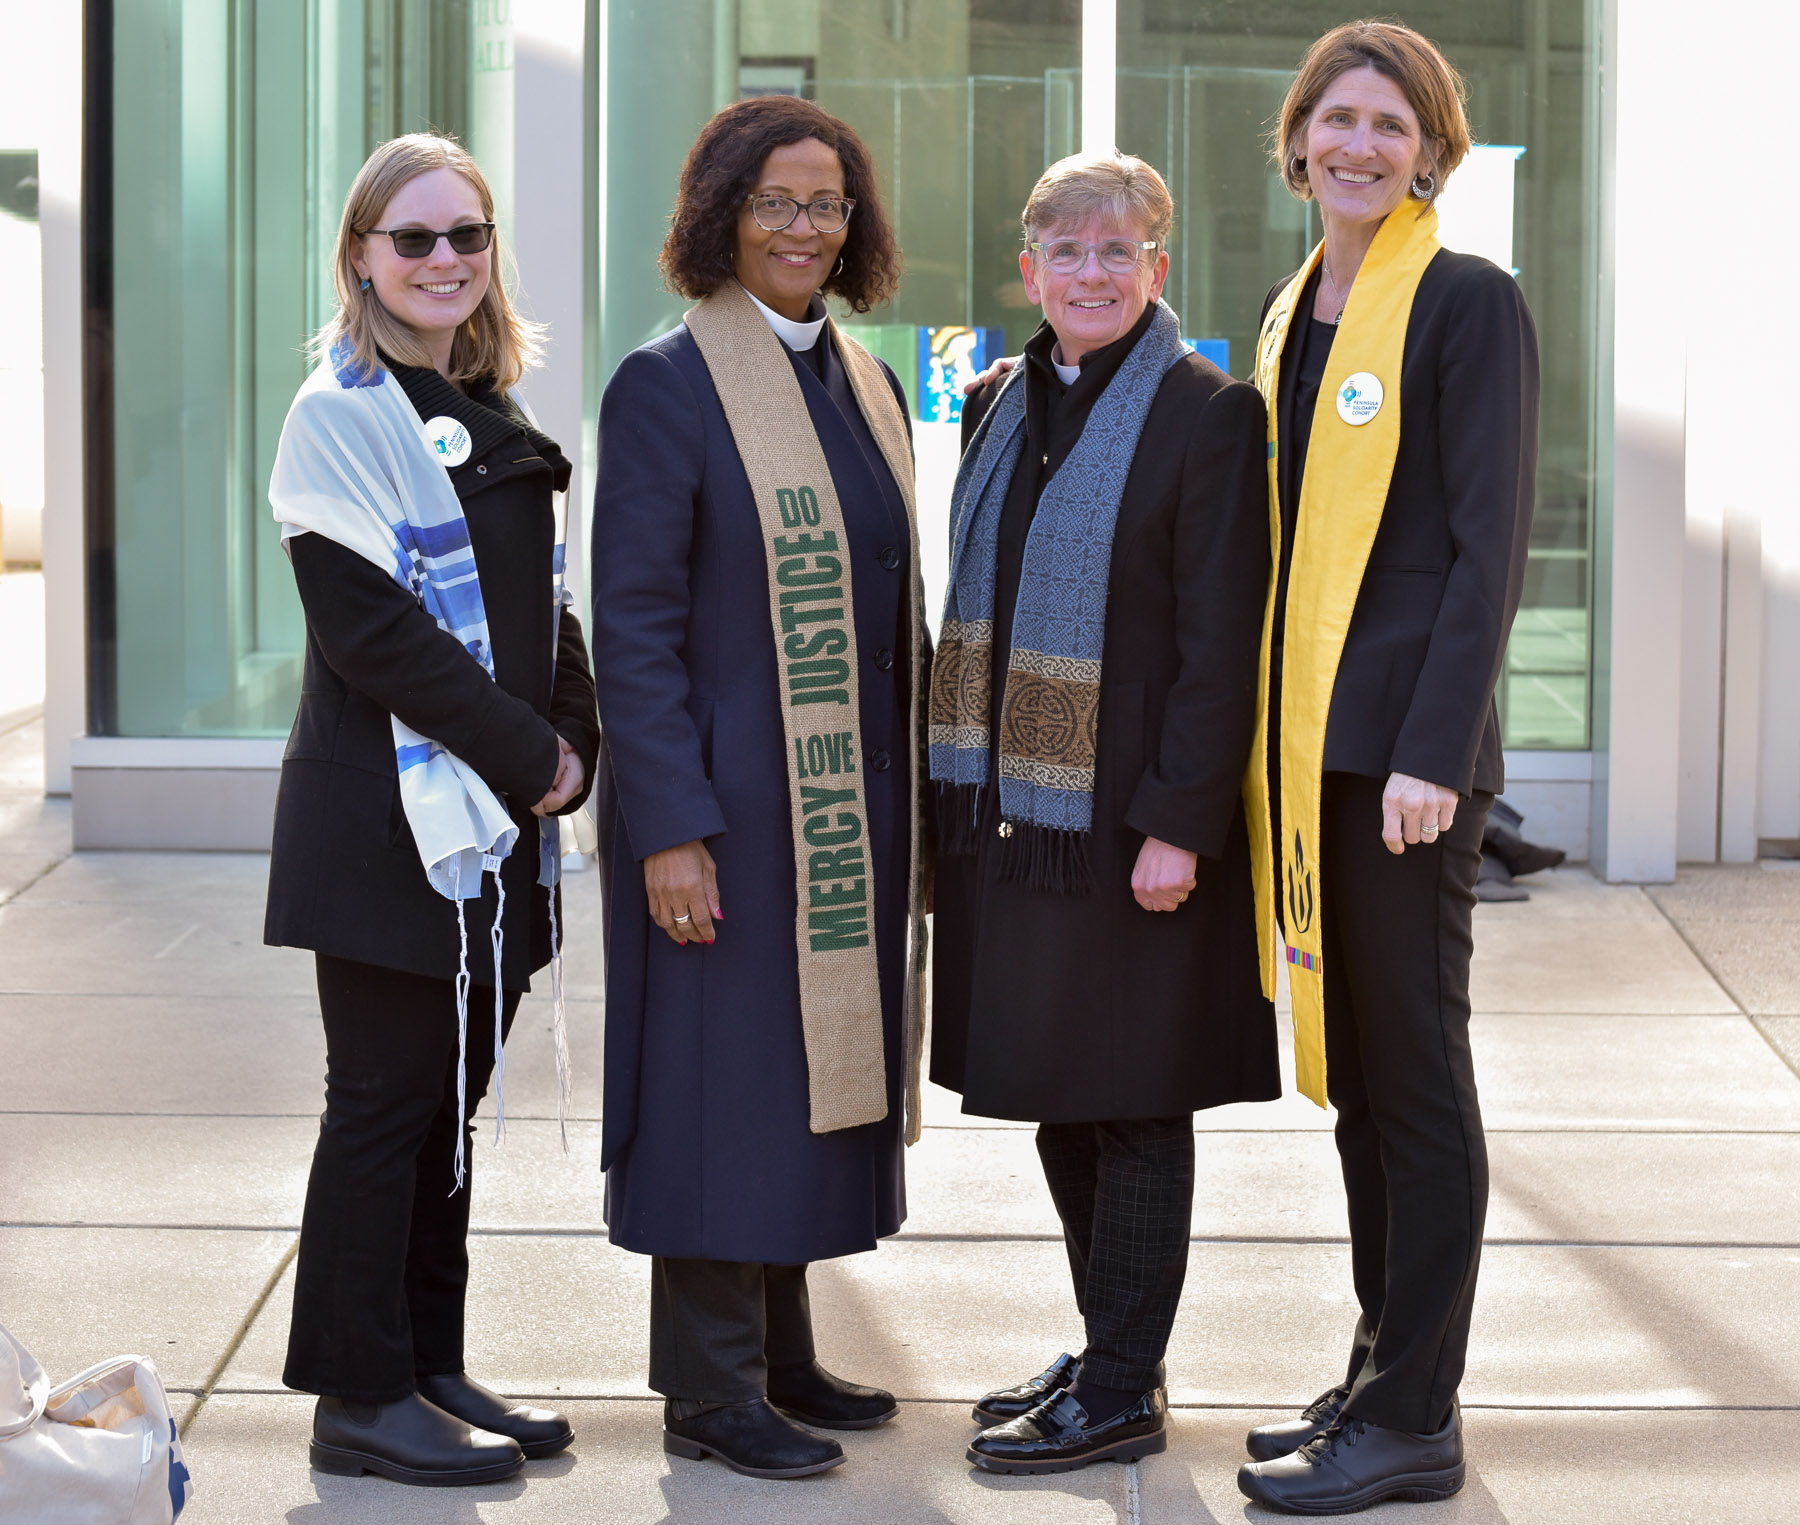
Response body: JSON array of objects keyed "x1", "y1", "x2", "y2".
[
  {"x1": 684, "y1": 280, "x2": 928, "y2": 1141},
  {"x1": 1245, "y1": 201, "x2": 1440, "y2": 1107}
]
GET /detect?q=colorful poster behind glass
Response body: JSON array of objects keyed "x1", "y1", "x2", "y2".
[{"x1": 918, "y1": 326, "x2": 1004, "y2": 425}]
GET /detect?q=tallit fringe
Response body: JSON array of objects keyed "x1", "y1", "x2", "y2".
[
  {"x1": 548, "y1": 881, "x2": 572, "y2": 1152},
  {"x1": 488, "y1": 867, "x2": 507, "y2": 1145},
  {"x1": 1000, "y1": 821, "x2": 1095, "y2": 895},
  {"x1": 450, "y1": 856, "x2": 514, "y2": 1196},
  {"x1": 933, "y1": 780, "x2": 987, "y2": 858},
  {"x1": 451, "y1": 861, "x2": 472, "y2": 1194}
]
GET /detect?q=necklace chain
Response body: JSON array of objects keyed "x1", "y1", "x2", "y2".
[{"x1": 1321, "y1": 255, "x2": 1350, "y2": 326}]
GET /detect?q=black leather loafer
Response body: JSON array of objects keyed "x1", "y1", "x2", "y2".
[
  {"x1": 1245, "y1": 1384, "x2": 1351, "y2": 1461},
  {"x1": 967, "y1": 1387, "x2": 1167, "y2": 1475},
  {"x1": 662, "y1": 1398, "x2": 845, "y2": 1479},
  {"x1": 417, "y1": 1371, "x2": 574, "y2": 1459},
  {"x1": 971, "y1": 1352, "x2": 1080, "y2": 1427},
  {"x1": 310, "y1": 1393, "x2": 524, "y2": 1487},
  {"x1": 1237, "y1": 1406, "x2": 1464, "y2": 1514},
  {"x1": 768, "y1": 1359, "x2": 898, "y2": 1430}
]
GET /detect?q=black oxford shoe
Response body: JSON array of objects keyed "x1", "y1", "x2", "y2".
[
  {"x1": 416, "y1": 1371, "x2": 574, "y2": 1459},
  {"x1": 1237, "y1": 1405, "x2": 1464, "y2": 1514},
  {"x1": 662, "y1": 1397, "x2": 845, "y2": 1479},
  {"x1": 967, "y1": 1387, "x2": 1167, "y2": 1475},
  {"x1": 1245, "y1": 1383, "x2": 1351, "y2": 1461},
  {"x1": 310, "y1": 1393, "x2": 524, "y2": 1487},
  {"x1": 971, "y1": 1352, "x2": 1079, "y2": 1427},
  {"x1": 767, "y1": 1359, "x2": 898, "y2": 1430}
]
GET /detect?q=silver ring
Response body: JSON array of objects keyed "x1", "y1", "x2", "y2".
[
  {"x1": 1420, "y1": 825, "x2": 1440, "y2": 838},
  {"x1": 674, "y1": 912, "x2": 692, "y2": 923}
]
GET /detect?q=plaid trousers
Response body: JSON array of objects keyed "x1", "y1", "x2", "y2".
[{"x1": 1035, "y1": 1115, "x2": 1195, "y2": 1392}]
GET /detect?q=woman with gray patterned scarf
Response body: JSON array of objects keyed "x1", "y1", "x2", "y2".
[{"x1": 931, "y1": 150, "x2": 1279, "y2": 1474}]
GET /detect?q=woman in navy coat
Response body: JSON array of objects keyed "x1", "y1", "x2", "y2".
[{"x1": 589, "y1": 97, "x2": 923, "y2": 1480}]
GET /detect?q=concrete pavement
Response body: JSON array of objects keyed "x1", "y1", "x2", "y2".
[{"x1": 4, "y1": 690, "x2": 1800, "y2": 1520}]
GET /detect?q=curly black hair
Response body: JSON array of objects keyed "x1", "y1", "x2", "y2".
[{"x1": 660, "y1": 96, "x2": 901, "y2": 314}]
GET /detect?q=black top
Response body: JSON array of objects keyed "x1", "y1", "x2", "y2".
[
  {"x1": 264, "y1": 362, "x2": 601, "y2": 990},
  {"x1": 1263, "y1": 249, "x2": 1541, "y2": 795}
]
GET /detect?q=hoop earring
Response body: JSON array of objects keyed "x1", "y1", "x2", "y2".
[
  {"x1": 359, "y1": 277, "x2": 371, "y2": 291},
  {"x1": 1290, "y1": 156, "x2": 1307, "y2": 180},
  {"x1": 832, "y1": 256, "x2": 845, "y2": 277},
  {"x1": 1411, "y1": 171, "x2": 1436, "y2": 200}
]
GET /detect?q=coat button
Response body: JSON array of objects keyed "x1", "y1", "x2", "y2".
[
  {"x1": 878, "y1": 545, "x2": 900, "y2": 570},
  {"x1": 476, "y1": 464, "x2": 488, "y2": 474},
  {"x1": 871, "y1": 749, "x2": 891, "y2": 772},
  {"x1": 998, "y1": 820, "x2": 1013, "y2": 839},
  {"x1": 874, "y1": 648, "x2": 894, "y2": 671}
]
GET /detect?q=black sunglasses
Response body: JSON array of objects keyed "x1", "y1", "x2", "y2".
[{"x1": 367, "y1": 222, "x2": 496, "y2": 259}]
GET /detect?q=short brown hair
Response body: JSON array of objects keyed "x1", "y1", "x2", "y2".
[
  {"x1": 314, "y1": 132, "x2": 544, "y2": 391},
  {"x1": 660, "y1": 96, "x2": 901, "y2": 314},
  {"x1": 1022, "y1": 150, "x2": 1174, "y2": 248},
  {"x1": 1272, "y1": 20, "x2": 1472, "y2": 203}
]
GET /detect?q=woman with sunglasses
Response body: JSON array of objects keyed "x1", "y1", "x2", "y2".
[
  {"x1": 264, "y1": 132, "x2": 599, "y2": 1486},
  {"x1": 589, "y1": 95, "x2": 925, "y2": 1480}
]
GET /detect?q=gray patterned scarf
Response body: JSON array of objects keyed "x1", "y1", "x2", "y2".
[{"x1": 929, "y1": 299, "x2": 1188, "y2": 892}]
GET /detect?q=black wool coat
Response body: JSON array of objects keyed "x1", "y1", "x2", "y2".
[
  {"x1": 265, "y1": 365, "x2": 601, "y2": 990},
  {"x1": 930, "y1": 312, "x2": 1280, "y2": 1123},
  {"x1": 1265, "y1": 251, "x2": 1540, "y2": 796}
]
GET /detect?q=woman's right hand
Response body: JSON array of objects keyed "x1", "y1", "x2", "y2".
[
  {"x1": 645, "y1": 839, "x2": 722, "y2": 945},
  {"x1": 963, "y1": 355, "x2": 1018, "y2": 395}
]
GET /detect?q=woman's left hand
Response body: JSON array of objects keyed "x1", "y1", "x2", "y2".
[
  {"x1": 1132, "y1": 836, "x2": 1198, "y2": 912},
  {"x1": 532, "y1": 735, "x2": 585, "y2": 816},
  {"x1": 1381, "y1": 771, "x2": 1458, "y2": 854}
]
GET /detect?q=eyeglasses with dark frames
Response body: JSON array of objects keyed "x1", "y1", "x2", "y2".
[
  {"x1": 1028, "y1": 238, "x2": 1160, "y2": 275},
  {"x1": 745, "y1": 195, "x2": 856, "y2": 234},
  {"x1": 367, "y1": 222, "x2": 496, "y2": 259}
]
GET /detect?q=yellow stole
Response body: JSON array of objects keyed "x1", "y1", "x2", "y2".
[{"x1": 1245, "y1": 201, "x2": 1441, "y2": 1107}]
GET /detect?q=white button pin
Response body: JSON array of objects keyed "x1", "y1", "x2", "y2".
[{"x1": 422, "y1": 415, "x2": 472, "y2": 468}]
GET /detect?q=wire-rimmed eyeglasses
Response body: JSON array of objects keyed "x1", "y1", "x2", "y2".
[
  {"x1": 746, "y1": 195, "x2": 857, "y2": 234},
  {"x1": 1028, "y1": 238, "x2": 1159, "y2": 275}
]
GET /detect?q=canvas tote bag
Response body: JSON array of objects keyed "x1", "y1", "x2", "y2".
[{"x1": 0, "y1": 1320, "x2": 192, "y2": 1522}]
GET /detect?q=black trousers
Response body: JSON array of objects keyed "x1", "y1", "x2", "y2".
[
  {"x1": 284, "y1": 952, "x2": 520, "y2": 1401},
  {"x1": 648, "y1": 1258, "x2": 816, "y2": 1405},
  {"x1": 1036, "y1": 1116, "x2": 1194, "y2": 1393},
  {"x1": 1320, "y1": 770, "x2": 1492, "y2": 1434}
]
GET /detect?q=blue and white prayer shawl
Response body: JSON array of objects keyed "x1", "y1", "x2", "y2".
[
  {"x1": 928, "y1": 300, "x2": 1189, "y2": 893},
  {"x1": 269, "y1": 341, "x2": 573, "y2": 1190}
]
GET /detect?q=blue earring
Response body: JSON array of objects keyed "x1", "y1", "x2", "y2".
[{"x1": 360, "y1": 277, "x2": 371, "y2": 291}]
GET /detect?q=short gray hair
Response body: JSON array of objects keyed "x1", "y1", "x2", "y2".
[{"x1": 1021, "y1": 150, "x2": 1174, "y2": 248}]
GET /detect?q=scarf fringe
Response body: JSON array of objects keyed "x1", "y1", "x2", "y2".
[
  {"x1": 999, "y1": 821, "x2": 1095, "y2": 895},
  {"x1": 933, "y1": 780, "x2": 988, "y2": 858}
]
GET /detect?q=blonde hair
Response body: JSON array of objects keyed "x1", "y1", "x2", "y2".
[
  {"x1": 1021, "y1": 150, "x2": 1174, "y2": 249},
  {"x1": 1273, "y1": 20, "x2": 1472, "y2": 204},
  {"x1": 314, "y1": 132, "x2": 544, "y2": 391}
]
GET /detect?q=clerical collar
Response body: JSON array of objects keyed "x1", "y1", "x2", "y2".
[
  {"x1": 1052, "y1": 357, "x2": 1081, "y2": 386},
  {"x1": 742, "y1": 284, "x2": 827, "y2": 351}
]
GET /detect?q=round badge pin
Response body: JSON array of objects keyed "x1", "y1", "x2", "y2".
[
  {"x1": 1335, "y1": 372, "x2": 1384, "y2": 427},
  {"x1": 422, "y1": 415, "x2": 472, "y2": 468}
]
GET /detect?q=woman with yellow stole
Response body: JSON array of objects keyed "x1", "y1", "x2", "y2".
[{"x1": 1236, "y1": 22, "x2": 1539, "y2": 1515}]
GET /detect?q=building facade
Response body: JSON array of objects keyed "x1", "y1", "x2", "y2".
[{"x1": 27, "y1": 0, "x2": 1800, "y2": 876}]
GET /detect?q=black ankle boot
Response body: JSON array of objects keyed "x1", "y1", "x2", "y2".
[
  {"x1": 662, "y1": 1397, "x2": 845, "y2": 1479},
  {"x1": 767, "y1": 1359, "x2": 898, "y2": 1430},
  {"x1": 310, "y1": 1393, "x2": 524, "y2": 1486},
  {"x1": 416, "y1": 1371, "x2": 573, "y2": 1459}
]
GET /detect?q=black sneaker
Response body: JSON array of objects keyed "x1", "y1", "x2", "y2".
[
  {"x1": 1245, "y1": 1383, "x2": 1351, "y2": 1461},
  {"x1": 1238, "y1": 1405, "x2": 1464, "y2": 1514}
]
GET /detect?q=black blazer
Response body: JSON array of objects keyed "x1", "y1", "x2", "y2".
[
  {"x1": 265, "y1": 370, "x2": 600, "y2": 990},
  {"x1": 1265, "y1": 249, "x2": 1540, "y2": 795}
]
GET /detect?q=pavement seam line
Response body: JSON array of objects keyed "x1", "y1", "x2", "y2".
[
  {"x1": 0, "y1": 850, "x2": 69, "y2": 911},
  {"x1": 177, "y1": 1236, "x2": 298, "y2": 1440},
  {"x1": 1643, "y1": 883, "x2": 1800, "y2": 1082},
  {"x1": 1125, "y1": 1458, "x2": 1143, "y2": 1523}
]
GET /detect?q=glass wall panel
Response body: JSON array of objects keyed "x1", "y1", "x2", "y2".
[
  {"x1": 597, "y1": 0, "x2": 1081, "y2": 618},
  {"x1": 1118, "y1": 1, "x2": 1599, "y2": 749},
  {"x1": 100, "y1": 0, "x2": 517, "y2": 737}
]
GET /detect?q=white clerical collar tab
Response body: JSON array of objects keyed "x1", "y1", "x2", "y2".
[
  {"x1": 1053, "y1": 360, "x2": 1081, "y2": 386},
  {"x1": 743, "y1": 284, "x2": 827, "y2": 351}
]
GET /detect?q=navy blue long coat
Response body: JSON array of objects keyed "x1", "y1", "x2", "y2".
[{"x1": 590, "y1": 322, "x2": 914, "y2": 1264}]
